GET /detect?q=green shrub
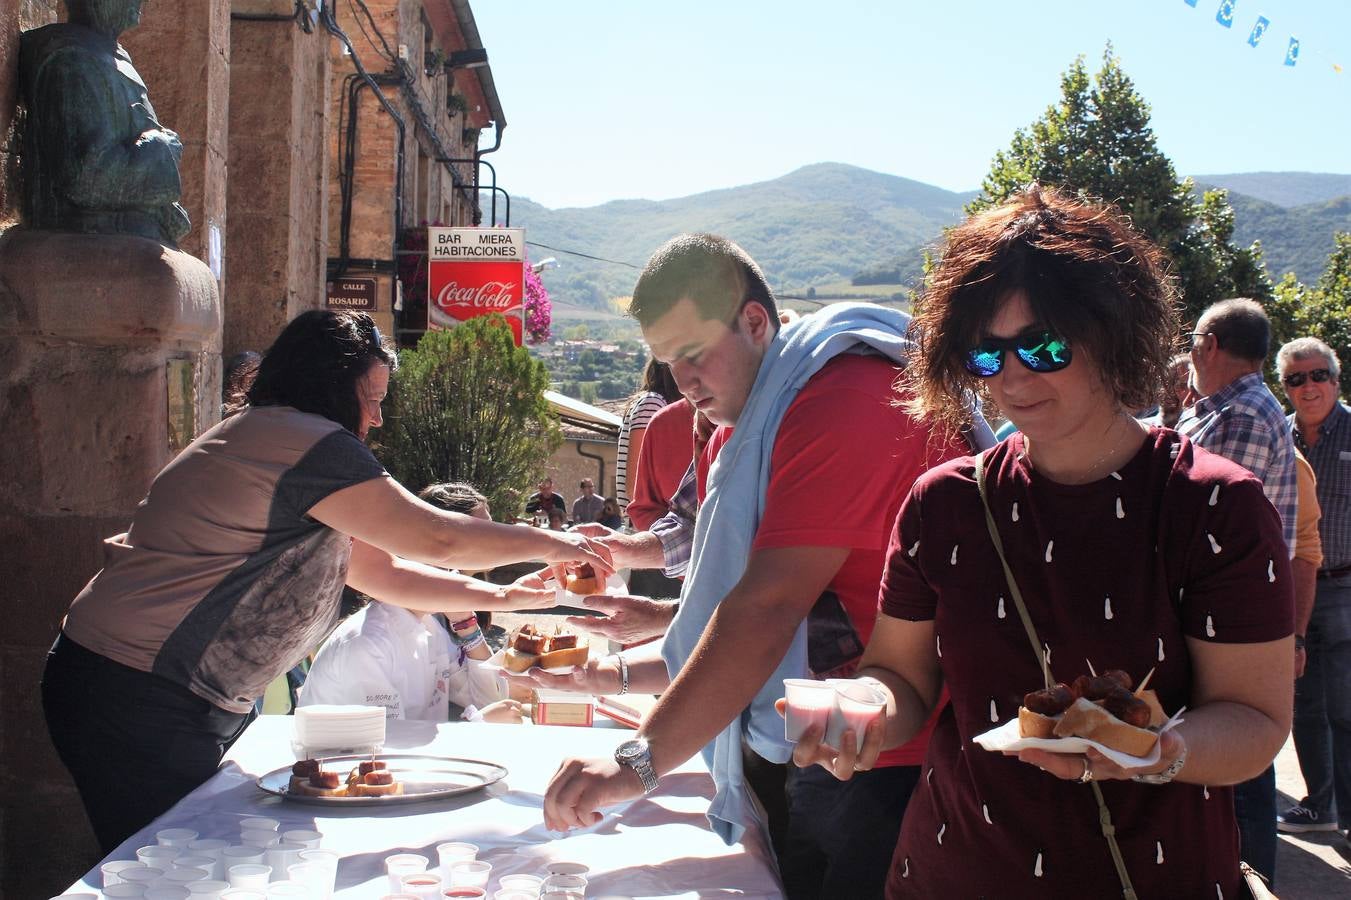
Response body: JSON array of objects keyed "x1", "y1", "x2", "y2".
[{"x1": 374, "y1": 315, "x2": 563, "y2": 519}]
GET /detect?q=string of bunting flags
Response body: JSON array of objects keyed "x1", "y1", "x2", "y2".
[{"x1": 1184, "y1": 0, "x2": 1343, "y2": 74}]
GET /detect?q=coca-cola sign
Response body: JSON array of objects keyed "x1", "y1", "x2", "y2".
[{"x1": 426, "y1": 258, "x2": 524, "y2": 344}]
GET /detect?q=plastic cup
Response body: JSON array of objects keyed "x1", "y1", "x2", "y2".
[
  {"x1": 219, "y1": 891, "x2": 267, "y2": 900},
  {"x1": 144, "y1": 888, "x2": 191, "y2": 900},
  {"x1": 186, "y1": 842, "x2": 229, "y2": 879},
  {"x1": 265, "y1": 843, "x2": 306, "y2": 881},
  {"x1": 447, "y1": 861, "x2": 492, "y2": 890},
  {"x1": 441, "y1": 890, "x2": 486, "y2": 899},
  {"x1": 262, "y1": 882, "x2": 309, "y2": 898},
  {"x1": 103, "y1": 859, "x2": 145, "y2": 887},
  {"x1": 241, "y1": 830, "x2": 281, "y2": 849},
  {"x1": 540, "y1": 874, "x2": 586, "y2": 894},
  {"x1": 227, "y1": 864, "x2": 273, "y2": 890},
  {"x1": 400, "y1": 871, "x2": 444, "y2": 898},
  {"x1": 103, "y1": 885, "x2": 150, "y2": 898},
  {"x1": 783, "y1": 678, "x2": 837, "y2": 741},
  {"x1": 280, "y1": 829, "x2": 322, "y2": 851},
  {"x1": 174, "y1": 857, "x2": 218, "y2": 878},
  {"x1": 296, "y1": 849, "x2": 338, "y2": 895},
  {"x1": 539, "y1": 892, "x2": 583, "y2": 900},
  {"x1": 496, "y1": 874, "x2": 543, "y2": 894},
  {"x1": 435, "y1": 842, "x2": 478, "y2": 878},
  {"x1": 139, "y1": 846, "x2": 183, "y2": 867},
  {"x1": 223, "y1": 846, "x2": 266, "y2": 867},
  {"x1": 185, "y1": 881, "x2": 234, "y2": 899},
  {"x1": 121, "y1": 866, "x2": 166, "y2": 887},
  {"x1": 542, "y1": 863, "x2": 588, "y2": 879},
  {"x1": 157, "y1": 828, "x2": 201, "y2": 847},
  {"x1": 825, "y1": 681, "x2": 887, "y2": 749},
  {"x1": 163, "y1": 867, "x2": 211, "y2": 886},
  {"x1": 494, "y1": 892, "x2": 536, "y2": 900},
  {"x1": 286, "y1": 862, "x2": 330, "y2": 898},
  {"x1": 238, "y1": 818, "x2": 279, "y2": 833},
  {"x1": 386, "y1": 853, "x2": 430, "y2": 894}
]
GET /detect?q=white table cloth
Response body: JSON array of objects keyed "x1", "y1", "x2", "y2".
[{"x1": 62, "y1": 715, "x2": 784, "y2": 899}]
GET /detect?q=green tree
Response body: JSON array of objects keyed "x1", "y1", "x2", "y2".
[
  {"x1": 1267, "y1": 233, "x2": 1351, "y2": 395},
  {"x1": 374, "y1": 315, "x2": 564, "y2": 519},
  {"x1": 971, "y1": 47, "x2": 1272, "y2": 325}
]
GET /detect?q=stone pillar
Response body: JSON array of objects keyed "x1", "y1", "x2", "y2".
[
  {"x1": 225, "y1": 11, "x2": 332, "y2": 359},
  {"x1": 0, "y1": 231, "x2": 221, "y2": 897},
  {"x1": 119, "y1": 0, "x2": 231, "y2": 283}
]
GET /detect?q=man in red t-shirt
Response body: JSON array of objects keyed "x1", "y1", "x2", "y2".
[{"x1": 532, "y1": 234, "x2": 980, "y2": 899}]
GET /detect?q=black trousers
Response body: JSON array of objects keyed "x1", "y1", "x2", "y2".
[
  {"x1": 41, "y1": 634, "x2": 253, "y2": 854},
  {"x1": 780, "y1": 762, "x2": 920, "y2": 900}
]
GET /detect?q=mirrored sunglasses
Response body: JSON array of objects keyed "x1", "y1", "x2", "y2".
[
  {"x1": 964, "y1": 330, "x2": 1072, "y2": 378},
  {"x1": 1283, "y1": 368, "x2": 1333, "y2": 388}
]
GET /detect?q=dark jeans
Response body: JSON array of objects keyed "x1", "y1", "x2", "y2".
[
  {"x1": 1292, "y1": 573, "x2": 1351, "y2": 827},
  {"x1": 41, "y1": 633, "x2": 252, "y2": 854},
  {"x1": 1234, "y1": 765, "x2": 1277, "y2": 886},
  {"x1": 780, "y1": 762, "x2": 920, "y2": 900}
]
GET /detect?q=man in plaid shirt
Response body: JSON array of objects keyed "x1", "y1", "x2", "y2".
[{"x1": 1177, "y1": 297, "x2": 1298, "y2": 886}]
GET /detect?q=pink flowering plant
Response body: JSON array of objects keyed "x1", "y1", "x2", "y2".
[{"x1": 522, "y1": 255, "x2": 552, "y2": 344}]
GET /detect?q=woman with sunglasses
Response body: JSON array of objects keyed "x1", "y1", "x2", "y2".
[
  {"x1": 788, "y1": 187, "x2": 1293, "y2": 898},
  {"x1": 41, "y1": 310, "x2": 613, "y2": 853}
]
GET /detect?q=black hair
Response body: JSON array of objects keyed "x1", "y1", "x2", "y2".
[{"x1": 247, "y1": 310, "x2": 397, "y2": 435}]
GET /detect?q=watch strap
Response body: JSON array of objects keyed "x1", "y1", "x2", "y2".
[{"x1": 615, "y1": 740, "x2": 659, "y2": 793}]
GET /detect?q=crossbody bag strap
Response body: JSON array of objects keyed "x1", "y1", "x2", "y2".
[
  {"x1": 973, "y1": 450, "x2": 1139, "y2": 900},
  {"x1": 974, "y1": 451, "x2": 1051, "y2": 689}
]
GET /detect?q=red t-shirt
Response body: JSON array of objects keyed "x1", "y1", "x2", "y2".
[
  {"x1": 627, "y1": 398, "x2": 696, "y2": 532},
  {"x1": 878, "y1": 430, "x2": 1292, "y2": 898},
  {"x1": 699, "y1": 353, "x2": 967, "y2": 767}
]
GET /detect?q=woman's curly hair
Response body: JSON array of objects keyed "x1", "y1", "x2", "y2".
[
  {"x1": 247, "y1": 310, "x2": 397, "y2": 435},
  {"x1": 905, "y1": 185, "x2": 1180, "y2": 432}
]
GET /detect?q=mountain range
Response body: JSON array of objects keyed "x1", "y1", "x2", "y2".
[{"x1": 514, "y1": 163, "x2": 1351, "y2": 315}]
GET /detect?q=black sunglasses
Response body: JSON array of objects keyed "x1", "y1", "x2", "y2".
[
  {"x1": 964, "y1": 330, "x2": 1073, "y2": 378},
  {"x1": 1283, "y1": 368, "x2": 1334, "y2": 388}
]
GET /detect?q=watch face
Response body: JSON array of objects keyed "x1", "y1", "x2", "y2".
[{"x1": 616, "y1": 739, "x2": 646, "y2": 762}]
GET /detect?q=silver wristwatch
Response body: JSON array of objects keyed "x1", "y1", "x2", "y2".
[
  {"x1": 1132, "y1": 744, "x2": 1188, "y2": 785},
  {"x1": 614, "y1": 737, "x2": 659, "y2": 794}
]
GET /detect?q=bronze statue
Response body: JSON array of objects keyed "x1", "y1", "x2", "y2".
[{"x1": 18, "y1": 0, "x2": 191, "y2": 245}]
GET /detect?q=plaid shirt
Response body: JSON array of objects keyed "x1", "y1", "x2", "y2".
[
  {"x1": 650, "y1": 461, "x2": 698, "y2": 576},
  {"x1": 1291, "y1": 401, "x2": 1351, "y2": 571},
  {"x1": 1177, "y1": 371, "x2": 1298, "y2": 554}
]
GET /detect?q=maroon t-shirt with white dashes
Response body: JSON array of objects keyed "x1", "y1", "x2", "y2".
[{"x1": 879, "y1": 429, "x2": 1292, "y2": 900}]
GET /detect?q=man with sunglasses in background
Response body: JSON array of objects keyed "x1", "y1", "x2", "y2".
[
  {"x1": 1177, "y1": 297, "x2": 1298, "y2": 885},
  {"x1": 1274, "y1": 337, "x2": 1351, "y2": 845}
]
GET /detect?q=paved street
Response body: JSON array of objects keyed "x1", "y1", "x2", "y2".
[{"x1": 1273, "y1": 734, "x2": 1351, "y2": 897}]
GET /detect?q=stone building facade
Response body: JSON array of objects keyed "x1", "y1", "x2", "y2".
[{"x1": 0, "y1": 2, "x2": 506, "y2": 895}]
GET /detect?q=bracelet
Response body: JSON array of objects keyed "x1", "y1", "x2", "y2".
[
  {"x1": 615, "y1": 653, "x2": 630, "y2": 695},
  {"x1": 450, "y1": 615, "x2": 479, "y2": 633},
  {"x1": 449, "y1": 625, "x2": 484, "y2": 648}
]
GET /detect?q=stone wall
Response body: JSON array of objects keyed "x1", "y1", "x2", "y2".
[
  {"x1": 225, "y1": 14, "x2": 331, "y2": 359},
  {"x1": 0, "y1": 0, "x2": 60, "y2": 226},
  {"x1": 119, "y1": 0, "x2": 231, "y2": 273}
]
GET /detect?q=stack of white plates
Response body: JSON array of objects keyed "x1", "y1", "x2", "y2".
[{"x1": 292, "y1": 705, "x2": 385, "y2": 755}]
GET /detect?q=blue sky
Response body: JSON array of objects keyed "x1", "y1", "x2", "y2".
[{"x1": 470, "y1": 0, "x2": 1351, "y2": 209}]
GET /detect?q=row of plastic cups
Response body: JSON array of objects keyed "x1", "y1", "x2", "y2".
[
  {"x1": 129, "y1": 843, "x2": 326, "y2": 884},
  {"x1": 384, "y1": 847, "x2": 590, "y2": 899},
  {"x1": 782, "y1": 678, "x2": 886, "y2": 747}
]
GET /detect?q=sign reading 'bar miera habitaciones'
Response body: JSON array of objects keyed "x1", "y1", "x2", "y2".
[{"x1": 426, "y1": 227, "x2": 526, "y2": 345}]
